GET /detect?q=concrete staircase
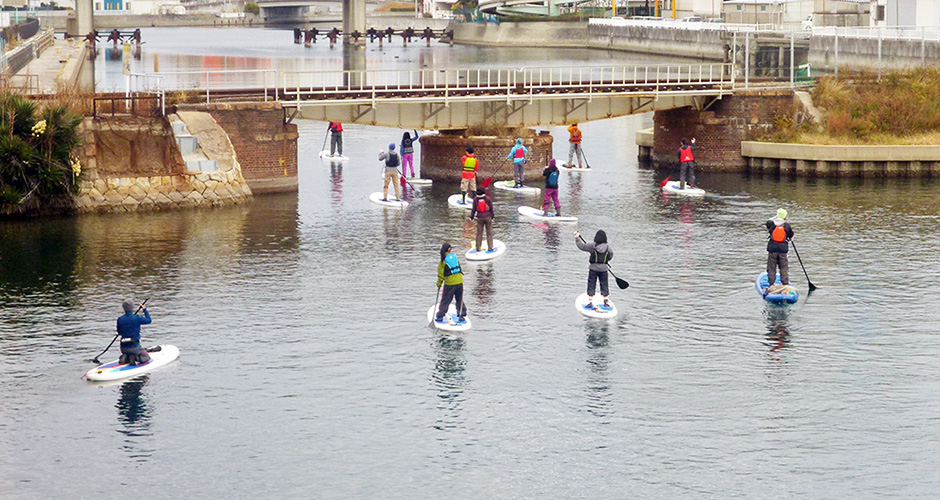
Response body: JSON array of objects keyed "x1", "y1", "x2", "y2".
[{"x1": 170, "y1": 119, "x2": 217, "y2": 172}]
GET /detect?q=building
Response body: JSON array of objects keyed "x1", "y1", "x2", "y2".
[{"x1": 870, "y1": 0, "x2": 940, "y2": 26}]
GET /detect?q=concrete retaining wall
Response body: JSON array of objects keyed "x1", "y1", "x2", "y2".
[
  {"x1": 809, "y1": 35, "x2": 940, "y2": 71},
  {"x1": 587, "y1": 22, "x2": 728, "y2": 60},
  {"x1": 419, "y1": 132, "x2": 554, "y2": 182},
  {"x1": 742, "y1": 141, "x2": 940, "y2": 177},
  {"x1": 452, "y1": 21, "x2": 588, "y2": 48}
]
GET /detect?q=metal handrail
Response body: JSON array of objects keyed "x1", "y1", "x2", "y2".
[{"x1": 129, "y1": 69, "x2": 278, "y2": 104}]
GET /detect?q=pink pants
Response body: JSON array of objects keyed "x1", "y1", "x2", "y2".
[
  {"x1": 542, "y1": 188, "x2": 560, "y2": 211},
  {"x1": 402, "y1": 153, "x2": 414, "y2": 176}
]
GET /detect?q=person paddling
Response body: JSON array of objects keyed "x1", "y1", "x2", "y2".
[
  {"x1": 469, "y1": 187, "x2": 495, "y2": 253},
  {"x1": 766, "y1": 208, "x2": 794, "y2": 292},
  {"x1": 400, "y1": 129, "x2": 419, "y2": 178},
  {"x1": 117, "y1": 298, "x2": 152, "y2": 365},
  {"x1": 435, "y1": 243, "x2": 467, "y2": 324},
  {"x1": 575, "y1": 230, "x2": 613, "y2": 311},
  {"x1": 379, "y1": 143, "x2": 402, "y2": 202},
  {"x1": 506, "y1": 138, "x2": 529, "y2": 187},
  {"x1": 327, "y1": 122, "x2": 343, "y2": 157},
  {"x1": 567, "y1": 123, "x2": 587, "y2": 169},
  {"x1": 541, "y1": 158, "x2": 561, "y2": 216},
  {"x1": 460, "y1": 146, "x2": 478, "y2": 205},
  {"x1": 678, "y1": 138, "x2": 697, "y2": 190}
]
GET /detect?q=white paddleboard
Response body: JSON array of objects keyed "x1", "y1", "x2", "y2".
[
  {"x1": 661, "y1": 181, "x2": 706, "y2": 197},
  {"x1": 407, "y1": 178, "x2": 432, "y2": 186},
  {"x1": 517, "y1": 205, "x2": 578, "y2": 223},
  {"x1": 369, "y1": 192, "x2": 408, "y2": 209},
  {"x1": 447, "y1": 193, "x2": 474, "y2": 210},
  {"x1": 319, "y1": 151, "x2": 349, "y2": 161},
  {"x1": 493, "y1": 180, "x2": 541, "y2": 196},
  {"x1": 84, "y1": 344, "x2": 180, "y2": 382},
  {"x1": 575, "y1": 293, "x2": 618, "y2": 319},
  {"x1": 558, "y1": 162, "x2": 592, "y2": 172},
  {"x1": 465, "y1": 239, "x2": 506, "y2": 261},
  {"x1": 427, "y1": 304, "x2": 471, "y2": 332}
]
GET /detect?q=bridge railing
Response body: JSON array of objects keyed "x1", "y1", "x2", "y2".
[
  {"x1": 130, "y1": 69, "x2": 279, "y2": 105},
  {"x1": 278, "y1": 63, "x2": 734, "y2": 103}
]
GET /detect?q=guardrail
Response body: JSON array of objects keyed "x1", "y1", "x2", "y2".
[
  {"x1": 590, "y1": 17, "x2": 780, "y2": 32},
  {"x1": 129, "y1": 69, "x2": 278, "y2": 105},
  {"x1": 813, "y1": 25, "x2": 940, "y2": 41},
  {"x1": 93, "y1": 95, "x2": 163, "y2": 118},
  {"x1": 277, "y1": 63, "x2": 734, "y2": 105}
]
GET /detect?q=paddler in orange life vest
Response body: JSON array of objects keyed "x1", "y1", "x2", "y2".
[
  {"x1": 678, "y1": 137, "x2": 697, "y2": 190},
  {"x1": 766, "y1": 208, "x2": 795, "y2": 290},
  {"x1": 328, "y1": 122, "x2": 343, "y2": 157},
  {"x1": 460, "y1": 146, "x2": 478, "y2": 205}
]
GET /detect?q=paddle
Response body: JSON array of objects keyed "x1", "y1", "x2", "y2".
[
  {"x1": 428, "y1": 285, "x2": 441, "y2": 326},
  {"x1": 92, "y1": 298, "x2": 149, "y2": 364},
  {"x1": 321, "y1": 128, "x2": 330, "y2": 155},
  {"x1": 397, "y1": 169, "x2": 417, "y2": 191},
  {"x1": 480, "y1": 158, "x2": 510, "y2": 189},
  {"x1": 789, "y1": 240, "x2": 817, "y2": 293},
  {"x1": 578, "y1": 235, "x2": 629, "y2": 289},
  {"x1": 660, "y1": 176, "x2": 671, "y2": 187},
  {"x1": 580, "y1": 147, "x2": 592, "y2": 169}
]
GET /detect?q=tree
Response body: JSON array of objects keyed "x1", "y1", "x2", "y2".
[
  {"x1": 244, "y1": 2, "x2": 260, "y2": 15},
  {"x1": 0, "y1": 93, "x2": 83, "y2": 215}
]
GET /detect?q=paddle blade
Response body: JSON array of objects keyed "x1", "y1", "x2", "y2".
[
  {"x1": 615, "y1": 277, "x2": 630, "y2": 289},
  {"x1": 660, "y1": 176, "x2": 671, "y2": 187},
  {"x1": 480, "y1": 177, "x2": 492, "y2": 188},
  {"x1": 808, "y1": 281, "x2": 817, "y2": 292},
  {"x1": 400, "y1": 176, "x2": 406, "y2": 187}
]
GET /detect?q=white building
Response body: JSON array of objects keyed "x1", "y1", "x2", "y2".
[
  {"x1": 870, "y1": 0, "x2": 940, "y2": 26},
  {"x1": 722, "y1": 0, "x2": 814, "y2": 25}
]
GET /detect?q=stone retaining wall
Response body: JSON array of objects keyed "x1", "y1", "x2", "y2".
[
  {"x1": 419, "y1": 132, "x2": 554, "y2": 183},
  {"x1": 742, "y1": 141, "x2": 940, "y2": 177},
  {"x1": 452, "y1": 21, "x2": 587, "y2": 48}
]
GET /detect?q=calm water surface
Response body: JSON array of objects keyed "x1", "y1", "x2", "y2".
[{"x1": 1, "y1": 28, "x2": 939, "y2": 500}]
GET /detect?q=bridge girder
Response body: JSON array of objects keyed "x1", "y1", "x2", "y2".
[{"x1": 288, "y1": 93, "x2": 719, "y2": 129}]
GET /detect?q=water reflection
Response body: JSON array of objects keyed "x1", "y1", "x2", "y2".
[
  {"x1": 472, "y1": 265, "x2": 494, "y2": 313},
  {"x1": 584, "y1": 322, "x2": 613, "y2": 422},
  {"x1": 330, "y1": 161, "x2": 344, "y2": 212},
  {"x1": 430, "y1": 335, "x2": 468, "y2": 462},
  {"x1": 115, "y1": 376, "x2": 155, "y2": 462},
  {"x1": 0, "y1": 218, "x2": 80, "y2": 297},
  {"x1": 763, "y1": 306, "x2": 792, "y2": 365},
  {"x1": 543, "y1": 225, "x2": 561, "y2": 252}
]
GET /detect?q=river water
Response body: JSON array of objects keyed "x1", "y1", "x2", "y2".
[{"x1": 1, "y1": 27, "x2": 939, "y2": 499}]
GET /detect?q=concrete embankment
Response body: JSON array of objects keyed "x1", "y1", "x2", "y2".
[
  {"x1": 451, "y1": 21, "x2": 587, "y2": 48},
  {"x1": 810, "y1": 33, "x2": 940, "y2": 72},
  {"x1": 586, "y1": 22, "x2": 728, "y2": 60},
  {"x1": 742, "y1": 142, "x2": 940, "y2": 177}
]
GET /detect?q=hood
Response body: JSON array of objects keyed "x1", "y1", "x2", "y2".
[
  {"x1": 770, "y1": 217, "x2": 786, "y2": 226},
  {"x1": 594, "y1": 242, "x2": 609, "y2": 254}
]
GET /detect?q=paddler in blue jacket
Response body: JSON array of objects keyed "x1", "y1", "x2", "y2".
[
  {"x1": 117, "y1": 298, "x2": 152, "y2": 365},
  {"x1": 435, "y1": 243, "x2": 467, "y2": 324},
  {"x1": 766, "y1": 208, "x2": 794, "y2": 291}
]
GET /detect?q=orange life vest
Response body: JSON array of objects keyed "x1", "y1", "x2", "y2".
[
  {"x1": 329, "y1": 122, "x2": 343, "y2": 132},
  {"x1": 771, "y1": 224, "x2": 787, "y2": 243},
  {"x1": 569, "y1": 128, "x2": 582, "y2": 143},
  {"x1": 680, "y1": 145, "x2": 694, "y2": 163}
]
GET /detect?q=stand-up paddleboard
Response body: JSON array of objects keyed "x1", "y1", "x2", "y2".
[
  {"x1": 661, "y1": 181, "x2": 706, "y2": 197},
  {"x1": 407, "y1": 178, "x2": 432, "y2": 186},
  {"x1": 83, "y1": 345, "x2": 180, "y2": 382},
  {"x1": 493, "y1": 180, "x2": 541, "y2": 196},
  {"x1": 447, "y1": 193, "x2": 474, "y2": 210},
  {"x1": 369, "y1": 192, "x2": 408, "y2": 209},
  {"x1": 756, "y1": 272, "x2": 799, "y2": 304},
  {"x1": 517, "y1": 205, "x2": 578, "y2": 222},
  {"x1": 558, "y1": 162, "x2": 592, "y2": 172},
  {"x1": 427, "y1": 304, "x2": 471, "y2": 332},
  {"x1": 575, "y1": 293, "x2": 618, "y2": 319},
  {"x1": 319, "y1": 151, "x2": 349, "y2": 161},
  {"x1": 465, "y1": 239, "x2": 506, "y2": 261}
]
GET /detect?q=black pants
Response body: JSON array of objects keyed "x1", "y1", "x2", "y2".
[
  {"x1": 587, "y1": 270, "x2": 609, "y2": 296},
  {"x1": 680, "y1": 161, "x2": 696, "y2": 188},
  {"x1": 437, "y1": 283, "x2": 466, "y2": 319},
  {"x1": 767, "y1": 252, "x2": 789, "y2": 285},
  {"x1": 120, "y1": 342, "x2": 151, "y2": 365}
]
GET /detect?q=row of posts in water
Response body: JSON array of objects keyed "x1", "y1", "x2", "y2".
[
  {"x1": 65, "y1": 29, "x2": 143, "y2": 48},
  {"x1": 292, "y1": 27, "x2": 454, "y2": 48}
]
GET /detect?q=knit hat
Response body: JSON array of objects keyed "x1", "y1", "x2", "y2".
[
  {"x1": 549, "y1": 158, "x2": 556, "y2": 168},
  {"x1": 516, "y1": 138, "x2": 523, "y2": 145},
  {"x1": 594, "y1": 230, "x2": 607, "y2": 244},
  {"x1": 388, "y1": 143, "x2": 396, "y2": 150},
  {"x1": 776, "y1": 208, "x2": 788, "y2": 220},
  {"x1": 122, "y1": 299, "x2": 134, "y2": 312}
]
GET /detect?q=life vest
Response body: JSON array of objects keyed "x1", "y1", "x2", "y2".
[
  {"x1": 513, "y1": 146, "x2": 525, "y2": 159},
  {"x1": 569, "y1": 128, "x2": 582, "y2": 143},
  {"x1": 680, "y1": 145, "x2": 694, "y2": 163},
  {"x1": 329, "y1": 122, "x2": 343, "y2": 132},
  {"x1": 463, "y1": 155, "x2": 477, "y2": 172},
  {"x1": 771, "y1": 224, "x2": 787, "y2": 243},
  {"x1": 476, "y1": 196, "x2": 490, "y2": 213},
  {"x1": 443, "y1": 253, "x2": 462, "y2": 276},
  {"x1": 589, "y1": 249, "x2": 610, "y2": 264},
  {"x1": 401, "y1": 137, "x2": 413, "y2": 154},
  {"x1": 385, "y1": 152, "x2": 400, "y2": 168}
]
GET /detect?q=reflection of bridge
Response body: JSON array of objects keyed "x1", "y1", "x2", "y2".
[{"x1": 134, "y1": 63, "x2": 734, "y2": 129}]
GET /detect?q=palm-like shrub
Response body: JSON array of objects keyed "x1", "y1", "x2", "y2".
[{"x1": 0, "y1": 93, "x2": 83, "y2": 214}]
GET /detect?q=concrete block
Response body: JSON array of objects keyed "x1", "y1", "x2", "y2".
[
  {"x1": 176, "y1": 135, "x2": 199, "y2": 155},
  {"x1": 171, "y1": 121, "x2": 188, "y2": 135}
]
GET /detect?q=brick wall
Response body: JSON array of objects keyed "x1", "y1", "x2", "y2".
[
  {"x1": 206, "y1": 102, "x2": 299, "y2": 194},
  {"x1": 419, "y1": 132, "x2": 554, "y2": 183},
  {"x1": 652, "y1": 89, "x2": 796, "y2": 172}
]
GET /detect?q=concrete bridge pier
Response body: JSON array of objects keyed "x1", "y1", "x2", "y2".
[
  {"x1": 342, "y1": 0, "x2": 366, "y2": 46},
  {"x1": 343, "y1": 44, "x2": 366, "y2": 87},
  {"x1": 75, "y1": 0, "x2": 93, "y2": 37}
]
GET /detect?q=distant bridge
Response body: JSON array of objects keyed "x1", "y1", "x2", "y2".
[{"x1": 131, "y1": 63, "x2": 735, "y2": 129}]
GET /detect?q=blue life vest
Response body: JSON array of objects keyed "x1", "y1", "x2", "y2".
[{"x1": 444, "y1": 253, "x2": 462, "y2": 276}]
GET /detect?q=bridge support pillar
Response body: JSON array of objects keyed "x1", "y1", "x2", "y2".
[
  {"x1": 75, "y1": 0, "x2": 93, "y2": 37},
  {"x1": 343, "y1": 0, "x2": 366, "y2": 46},
  {"x1": 343, "y1": 44, "x2": 366, "y2": 87}
]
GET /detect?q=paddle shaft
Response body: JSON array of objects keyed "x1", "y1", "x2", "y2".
[
  {"x1": 321, "y1": 128, "x2": 330, "y2": 153},
  {"x1": 580, "y1": 146, "x2": 592, "y2": 168},
  {"x1": 789, "y1": 240, "x2": 817, "y2": 292},
  {"x1": 397, "y1": 169, "x2": 417, "y2": 191},
  {"x1": 480, "y1": 158, "x2": 511, "y2": 189},
  {"x1": 428, "y1": 285, "x2": 441, "y2": 326},
  {"x1": 577, "y1": 235, "x2": 629, "y2": 289},
  {"x1": 92, "y1": 298, "x2": 149, "y2": 364}
]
